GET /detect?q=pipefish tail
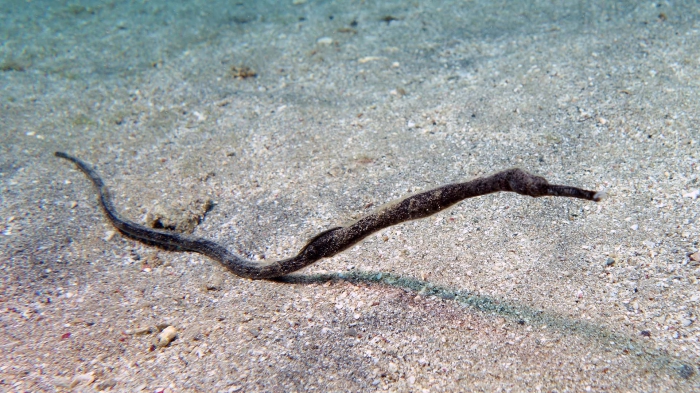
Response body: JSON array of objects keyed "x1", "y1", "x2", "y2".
[{"x1": 55, "y1": 151, "x2": 603, "y2": 280}]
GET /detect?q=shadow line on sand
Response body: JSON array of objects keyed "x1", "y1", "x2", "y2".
[{"x1": 275, "y1": 270, "x2": 696, "y2": 382}]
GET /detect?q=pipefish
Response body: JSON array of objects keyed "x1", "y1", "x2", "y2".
[{"x1": 55, "y1": 151, "x2": 603, "y2": 279}]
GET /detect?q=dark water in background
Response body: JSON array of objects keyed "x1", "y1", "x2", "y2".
[{"x1": 1, "y1": 0, "x2": 693, "y2": 82}]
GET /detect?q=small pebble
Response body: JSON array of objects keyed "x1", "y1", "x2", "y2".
[
  {"x1": 605, "y1": 258, "x2": 615, "y2": 266},
  {"x1": 689, "y1": 252, "x2": 700, "y2": 262},
  {"x1": 103, "y1": 230, "x2": 116, "y2": 241},
  {"x1": 154, "y1": 326, "x2": 177, "y2": 347},
  {"x1": 205, "y1": 276, "x2": 224, "y2": 291},
  {"x1": 317, "y1": 37, "x2": 333, "y2": 45}
]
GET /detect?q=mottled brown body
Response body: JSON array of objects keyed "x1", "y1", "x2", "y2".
[{"x1": 56, "y1": 152, "x2": 602, "y2": 279}]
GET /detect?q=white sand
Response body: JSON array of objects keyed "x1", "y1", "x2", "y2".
[{"x1": 1, "y1": 0, "x2": 699, "y2": 391}]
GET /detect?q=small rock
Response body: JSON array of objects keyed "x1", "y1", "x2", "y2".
[
  {"x1": 317, "y1": 37, "x2": 333, "y2": 45},
  {"x1": 345, "y1": 327, "x2": 358, "y2": 337},
  {"x1": 146, "y1": 197, "x2": 213, "y2": 234},
  {"x1": 689, "y1": 252, "x2": 700, "y2": 262},
  {"x1": 231, "y1": 66, "x2": 257, "y2": 79},
  {"x1": 681, "y1": 318, "x2": 693, "y2": 327},
  {"x1": 103, "y1": 231, "x2": 116, "y2": 241},
  {"x1": 154, "y1": 326, "x2": 177, "y2": 347},
  {"x1": 205, "y1": 275, "x2": 224, "y2": 291},
  {"x1": 605, "y1": 258, "x2": 615, "y2": 266},
  {"x1": 640, "y1": 330, "x2": 651, "y2": 337}
]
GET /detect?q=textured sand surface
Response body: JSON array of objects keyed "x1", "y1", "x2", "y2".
[{"x1": 2, "y1": 1, "x2": 700, "y2": 391}]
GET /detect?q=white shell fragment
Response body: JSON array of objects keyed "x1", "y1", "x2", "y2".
[{"x1": 154, "y1": 326, "x2": 177, "y2": 347}]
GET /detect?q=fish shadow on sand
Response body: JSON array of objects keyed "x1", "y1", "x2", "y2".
[{"x1": 276, "y1": 270, "x2": 696, "y2": 382}]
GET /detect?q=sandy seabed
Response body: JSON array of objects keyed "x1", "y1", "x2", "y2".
[{"x1": 2, "y1": 0, "x2": 700, "y2": 391}]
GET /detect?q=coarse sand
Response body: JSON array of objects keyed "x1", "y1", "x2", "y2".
[{"x1": 1, "y1": 0, "x2": 700, "y2": 391}]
